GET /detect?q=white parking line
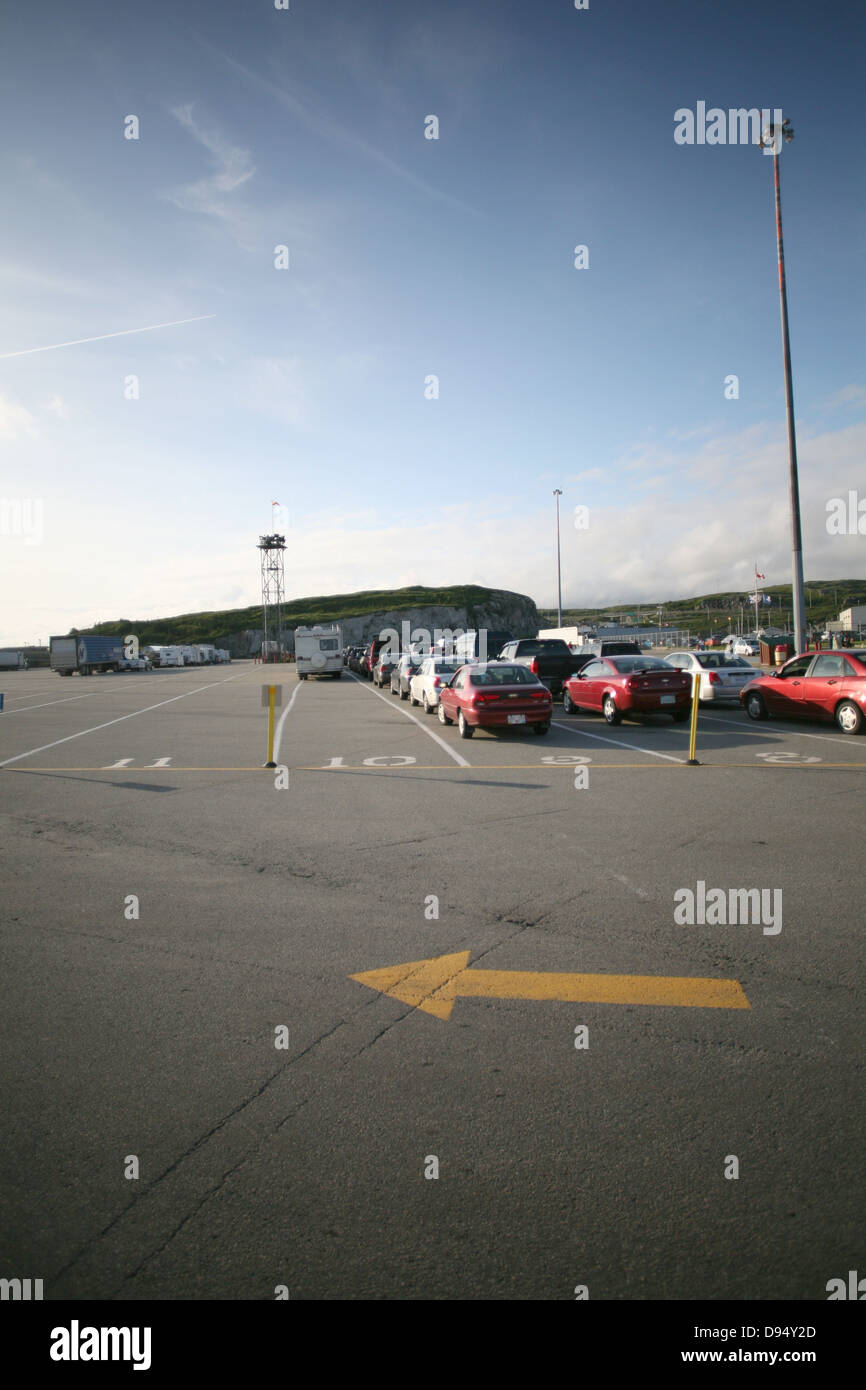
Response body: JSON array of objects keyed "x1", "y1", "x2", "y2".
[
  {"x1": 701, "y1": 712, "x2": 866, "y2": 752},
  {"x1": 348, "y1": 673, "x2": 472, "y2": 768},
  {"x1": 551, "y1": 720, "x2": 686, "y2": 763},
  {"x1": 0, "y1": 673, "x2": 247, "y2": 768},
  {"x1": 272, "y1": 680, "x2": 304, "y2": 763},
  {"x1": 2, "y1": 691, "x2": 112, "y2": 713}
]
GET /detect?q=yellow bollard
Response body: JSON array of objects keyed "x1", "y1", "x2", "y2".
[
  {"x1": 265, "y1": 685, "x2": 276, "y2": 768},
  {"x1": 686, "y1": 670, "x2": 701, "y2": 765}
]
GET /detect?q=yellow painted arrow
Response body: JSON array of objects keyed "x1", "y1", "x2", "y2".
[{"x1": 350, "y1": 951, "x2": 750, "y2": 1020}]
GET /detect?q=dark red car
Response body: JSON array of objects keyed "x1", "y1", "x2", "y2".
[
  {"x1": 740, "y1": 649, "x2": 866, "y2": 734},
  {"x1": 561, "y1": 655, "x2": 691, "y2": 725},
  {"x1": 437, "y1": 662, "x2": 553, "y2": 738}
]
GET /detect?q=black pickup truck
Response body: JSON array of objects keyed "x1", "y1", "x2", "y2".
[{"x1": 494, "y1": 638, "x2": 578, "y2": 696}]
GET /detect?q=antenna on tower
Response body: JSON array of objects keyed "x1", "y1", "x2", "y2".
[{"x1": 258, "y1": 532, "x2": 286, "y2": 662}]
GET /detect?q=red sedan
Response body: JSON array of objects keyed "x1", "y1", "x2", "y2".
[
  {"x1": 740, "y1": 649, "x2": 866, "y2": 734},
  {"x1": 561, "y1": 656, "x2": 691, "y2": 725},
  {"x1": 437, "y1": 662, "x2": 553, "y2": 738}
]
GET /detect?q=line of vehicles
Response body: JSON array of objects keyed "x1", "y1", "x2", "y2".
[
  {"x1": 344, "y1": 629, "x2": 866, "y2": 738},
  {"x1": 48, "y1": 635, "x2": 231, "y2": 676}
]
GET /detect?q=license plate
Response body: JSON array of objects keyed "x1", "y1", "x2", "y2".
[
  {"x1": 507, "y1": 713, "x2": 526, "y2": 724},
  {"x1": 660, "y1": 695, "x2": 675, "y2": 704}
]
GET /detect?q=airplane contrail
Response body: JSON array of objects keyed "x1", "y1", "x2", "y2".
[{"x1": 0, "y1": 314, "x2": 216, "y2": 359}]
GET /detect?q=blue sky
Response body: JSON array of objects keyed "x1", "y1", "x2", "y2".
[{"x1": 1, "y1": 0, "x2": 863, "y2": 643}]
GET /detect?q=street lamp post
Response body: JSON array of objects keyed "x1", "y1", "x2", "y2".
[
  {"x1": 760, "y1": 116, "x2": 806, "y2": 654},
  {"x1": 553, "y1": 490, "x2": 563, "y2": 627}
]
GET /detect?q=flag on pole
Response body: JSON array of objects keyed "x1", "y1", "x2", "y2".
[
  {"x1": 755, "y1": 571, "x2": 765, "y2": 580},
  {"x1": 271, "y1": 500, "x2": 280, "y2": 506}
]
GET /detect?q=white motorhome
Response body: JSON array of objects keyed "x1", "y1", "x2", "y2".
[
  {"x1": 294, "y1": 625, "x2": 343, "y2": 680},
  {"x1": 180, "y1": 645, "x2": 201, "y2": 665},
  {"x1": 160, "y1": 646, "x2": 185, "y2": 667}
]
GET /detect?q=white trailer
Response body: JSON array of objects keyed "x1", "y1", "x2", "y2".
[
  {"x1": 195, "y1": 644, "x2": 216, "y2": 664},
  {"x1": 294, "y1": 625, "x2": 343, "y2": 680},
  {"x1": 537, "y1": 626, "x2": 589, "y2": 651},
  {"x1": 0, "y1": 649, "x2": 27, "y2": 669},
  {"x1": 180, "y1": 645, "x2": 201, "y2": 665},
  {"x1": 160, "y1": 646, "x2": 185, "y2": 667}
]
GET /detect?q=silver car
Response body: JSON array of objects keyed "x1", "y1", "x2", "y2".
[{"x1": 665, "y1": 650, "x2": 754, "y2": 703}]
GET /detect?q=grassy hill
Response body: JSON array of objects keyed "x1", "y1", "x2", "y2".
[
  {"x1": 80, "y1": 585, "x2": 509, "y2": 645},
  {"x1": 77, "y1": 578, "x2": 866, "y2": 646},
  {"x1": 538, "y1": 579, "x2": 866, "y2": 636}
]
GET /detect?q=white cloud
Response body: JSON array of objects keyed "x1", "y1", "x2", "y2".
[
  {"x1": 0, "y1": 395, "x2": 38, "y2": 439},
  {"x1": 166, "y1": 105, "x2": 256, "y2": 238}
]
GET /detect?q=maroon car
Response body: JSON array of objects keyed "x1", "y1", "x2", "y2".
[
  {"x1": 561, "y1": 656, "x2": 691, "y2": 725},
  {"x1": 740, "y1": 649, "x2": 866, "y2": 734},
  {"x1": 437, "y1": 662, "x2": 553, "y2": 738}
]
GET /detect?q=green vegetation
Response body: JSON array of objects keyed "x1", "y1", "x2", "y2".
[
  {"x1": 77, "y1": 578, "x2": 865, "y2": 645},
  {"x1": 537, "y1": 580, "x2": 866, "y2": 636},
  {"x1": 80, "y1": 585, "x2": 505, "y2": 645}
]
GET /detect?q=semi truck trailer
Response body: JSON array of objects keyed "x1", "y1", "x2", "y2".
[{"x1": 50, "y1": 635, "x2": 124, "y2": 676}]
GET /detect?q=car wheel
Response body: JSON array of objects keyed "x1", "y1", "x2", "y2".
[
  {"x1": 422, "y1": 694, "x2": 431, "y2": 713},
  {"x1": 671, "y1": 710, "x2": 689, "y2": 723},
  {"x1": 562, "y1": 690, "x2": 574, "y2": 714},
  {"x1": 458, "y1": 710, "x2": 474, "y2": 739},
  {"x1": 744, "y1": 692, "x2": 768, "y2": 722},
  {"x1": 835, "y1": 700, "x2": 864, "y2": 735},
  {"x1": 400, "y1": 685, "x2": 409, "y2": 700},
  {"x1": 603, "y1": 695, "x2": 622, "y2": 726},
  {"x1": 533, "y1": 721, "x2": 550, "y2": 736},
  {"x1": 438, "y1": 701, "x2": 452, "y2": 725},
  {"x1": 409, "y1": 689, "x2": 417, "y2": 706}
]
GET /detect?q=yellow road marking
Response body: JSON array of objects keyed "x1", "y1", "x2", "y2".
[
  {"x1": 350, "y1": 950, "x2": 750, "y2": 1020},
  {"x1": 3, "y1": 763, "x2": 864, "y2": 773}
]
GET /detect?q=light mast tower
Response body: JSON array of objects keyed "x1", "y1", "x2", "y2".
[{"x1": 258, "y1": 533, "x2": 286, "y2": 662}]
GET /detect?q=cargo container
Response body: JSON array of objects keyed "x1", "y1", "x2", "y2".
[{"x1": 50, "y1": 634, "x2": 124, "y2": 675}]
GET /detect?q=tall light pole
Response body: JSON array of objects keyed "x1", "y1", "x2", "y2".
[
  {"x1": 553, "y1": 489, "x2": 563, "y2": 627},
  {"x1": 760, "y1": 116, "x2": 806, "y2": 653}
]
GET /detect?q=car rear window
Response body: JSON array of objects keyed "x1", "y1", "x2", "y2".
[
  {"x1": 515, "y1": 640, "x2": 570, "y2": 654},
  {"x1": 470, "y1": 665, "x2": 539, "y2": 685},
  {"x1": 609, "y1": 657, "x2": 672, "y2": 673}
]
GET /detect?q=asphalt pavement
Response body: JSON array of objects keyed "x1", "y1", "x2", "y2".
[{"x1": 1, "y1": 662, "x2": 862, "y2": 1299}]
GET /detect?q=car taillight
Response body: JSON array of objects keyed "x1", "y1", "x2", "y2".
[
  {"x1": 530, "y1": 690, "x2": 549, "y2": 699},
  {"x1": 473, "y1": 692, "x2": 498, "y2": 702},
  {"x1": 626, "y1": 677, "x2": 638, "y2": 690},
  {"x1": 708, "y1": 671, "x2": 721, "y2": 684},
  {"x1": 433, "y1": 677, "x2": 441, "y2": 687},
  {"x1": 530, "y1": 657, "x2": 539, "y2": 674}
]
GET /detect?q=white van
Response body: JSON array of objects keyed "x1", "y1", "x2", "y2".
[{"x1": 295, "y1": 625, "x2": 343, "y2": 680}]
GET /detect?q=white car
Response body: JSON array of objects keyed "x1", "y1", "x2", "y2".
[
  {"x1": 730, "y1": 638, "x2": 760, "y2": 658},
  {"x1": 409, "y1": 656, "x2": 467, "y2": 712},
  {"x1": 666, "y1": 650, "x2": 754, "y2": 701}
]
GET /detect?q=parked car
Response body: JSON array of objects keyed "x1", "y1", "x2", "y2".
[
  {"x1": 561, "y1": 655, "x2": 691, "y2": 725},
  {"x1": 740, "y1": 649, "x2": 866, "y2": 734},
  {"x1": 362, "y1": 637, "x2": 391, "y2": 679},
  {"x1": 664, "y1": 650, "x2": 753, "y2": 703},
  {"x1": 390, "y1": 651, "x2": 427, "y2": 699},
  {"x1": 371, "y1": 651, "x2": 400, "y2": 687},
  {"x1": 437, "y1": 662, "x2": 553, "y2": 738},
  {"x1": 495, "y1": 638, "x2": 576, "y2": 696},
  {"x1": 409, "y1": 656, "x2": 466, "y2": 712},
  {"x1": 729, "y1": 638, "x2": 759, "y2": 658}
]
